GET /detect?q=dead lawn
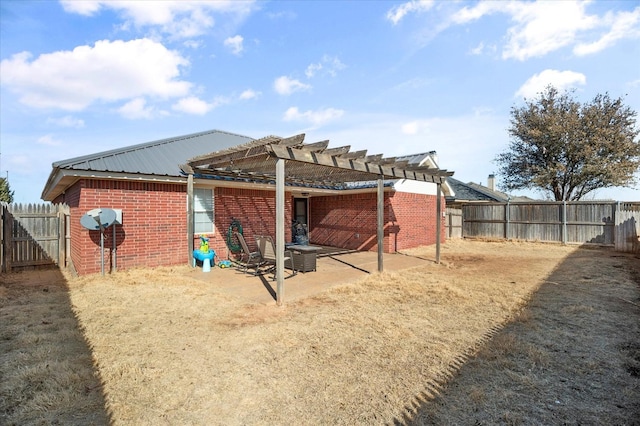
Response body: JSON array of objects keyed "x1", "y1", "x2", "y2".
[{"x1": 1, "y1": 239, "x2": 638, "y2": 425}]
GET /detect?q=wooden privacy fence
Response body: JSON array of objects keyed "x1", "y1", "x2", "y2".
[
  {"x1": 616, "y1": 207, "x2": 640, "y2": 253},
  {"x1": 1, "y1": 203, "x2": 70, "y2": 272},
  {"x1": 462, "y1": 201, "x2": 640, "y2": 252},
  {"x1": 445, "y1": 207, "x2": 462, "y2": 239}
]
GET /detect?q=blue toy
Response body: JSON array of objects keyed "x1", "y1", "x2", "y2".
[
  {"x1": 193, "y1": 248, "x2": 215, "y2": 272},
  {"x1": 218, "y1": 259, "x2": 232, "y2": 268}
]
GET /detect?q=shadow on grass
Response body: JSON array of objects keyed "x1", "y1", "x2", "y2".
[
  {"x1": 394, "y1": 247, "x2": 640, "y2": 425},
  {"x1": 0, "y1": 268, "x2": 112, "y2": 425}
]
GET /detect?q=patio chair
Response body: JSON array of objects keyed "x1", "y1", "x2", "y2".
[
  {"x1": 255, "y1": 235, "x2": 297, "y2": 279},
  {"x1": 234, "y1": 232, "x2": 264, "y2": 275}
]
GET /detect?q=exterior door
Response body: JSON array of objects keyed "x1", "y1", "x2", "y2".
[
  {"x1": 294, "y1": 198, "x2": 308, "y2": 226},
  {"x1": 292, "y1": 198, "x2": 309, "y2": 244}
]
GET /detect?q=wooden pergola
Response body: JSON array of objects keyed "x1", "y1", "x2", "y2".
[{"x1": 182, "y1": 134, "x2": 454, "y2": 305}]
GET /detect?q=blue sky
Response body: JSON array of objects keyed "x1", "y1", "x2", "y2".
[{"x1": 1, "y1": 0, "x2": 639, "y2": 202}]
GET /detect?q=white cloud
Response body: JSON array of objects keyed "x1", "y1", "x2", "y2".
[
  {"x1": 37, "y1": 134, "x2": 62, "y2": 146},
  {"x1": 448, "y1": 1, "x2": 638, "y2": 61},
  {"x1": 183, "y1": 39, "x2": 203, "y2": 49},
  {"x1": 0, "y1": 38, "x2": 191, "y2": 111},
  {"x1": 574, "y1": 7, "x2": 640, "y2": 56},
  {"x1": 239, "y1": 89, "x2": 260, "y2": 100},
  {"x1": 60, "y1": 0, "x2": 256, "y2": 40},
  {"x1": 273, "y1": 76, "x2": 311, "y2": 96},
  {"x1": 502, "y1": 1, "x2": 598, "y2": 61},
  {"x1": 386, "y1": 0, "x2": 435, "y2": 25},
  {"x1": 172, "y1": 96, "x2": 214, "y2": 115},
  {"x1": 46, "y1": 115, "x2": 85, "y2": 128},
  {"x1": 283, "y1": 106, "x2": 344, "y2": 127},
  {"x1": 59, "y1": 0, "x2": 102, "y2": 16},
  {"x1": 118, "y1": 98, "x2": 157, "y2": 119},
  {"x1": 515, "y1": 69, "x2": 586, "y2": 99},
  {"x1": 305, "y1": 55, "x2": 346, "y2": 78},
  {"x1": 224, "y1": 35, "x2": 244, "y2": 55},
  {"x1": 452, "y1": 1, "x2": 504, "y2": 24},
  {"x1": 305, "y1": 63, "x2": 322, "y2": 78}
]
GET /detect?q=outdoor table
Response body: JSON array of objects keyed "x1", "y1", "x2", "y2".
[{"x1": 285, "y1": 244, "x2": 321, "y2": 272}]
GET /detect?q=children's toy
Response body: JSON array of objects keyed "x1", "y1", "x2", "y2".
[
  {"x1": 218, "y1": 260, "x2": 232, "y2": 268},
  {"x1": 193, "y1": 249, "x2": 215, "y2": 272},
  {"x1": 199, "y1": 235, "x2": 209, "y2": 253}
]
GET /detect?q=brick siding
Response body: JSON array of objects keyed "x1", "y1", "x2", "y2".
[
  {"x1": 59, "y1": 179, "x2": 442, "y2": 275},
  {"x1": 309, "y1": 191, "x2": 444, "y2": 252},
  {"x1": 202, "y1": 187, "x2": 293, "y2": 261},
  {"x1": 61, "y1": 179, "x2": 188, "y2": 275}
]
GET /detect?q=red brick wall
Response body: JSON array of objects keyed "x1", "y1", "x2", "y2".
[
  {"x1": 61, "y1": 179, "x2": 188, "y2": 275},
  {"x1": 309, "y1": 193, "x2": 381, "y2": 251},
  {"x1": 387, "y1": 191, "x2": 446, "y2": 251},
  {"x1": 309, "y1": 190, "x2": 445, "y2": 253},
  {"x1": 207, "y1": 187, "x2": 293, "y2": 260},
  {"x1": 60, "y1": 179, "x2": 295, "y2": 275},
  {"x1": 59, "y1": 178, "x2": 441, "y2": 274}
]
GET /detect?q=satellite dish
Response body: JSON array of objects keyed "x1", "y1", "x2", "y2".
[
  {"x1": 80, "y1": 208, "x2": 117, "y2": 230},
  {"x1": 80, "y1": 208, "x2": 120, "y2": 276}
]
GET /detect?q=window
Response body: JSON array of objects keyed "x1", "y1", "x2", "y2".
[{"x1": 194, "y1": 188, "x2": 214, "y2": 234}]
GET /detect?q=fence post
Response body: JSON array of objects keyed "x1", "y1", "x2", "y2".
[
  {"x1": 614, "y1": 201, "x2": 620, "y2": 250},
  {"x1": 2, "y1": 204, "x2": 13, "y2": 273},
  {"x1": 505, "y1": 198, "x2": 510, "y2": 239},
  {"x1": 562, "y1": 201, "x2": 567, "y2": 244}
]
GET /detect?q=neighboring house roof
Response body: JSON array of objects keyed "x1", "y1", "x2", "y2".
[
  {"x1": 42, "y1": 129, "x2": 254, "y2": 201},
  {"x1": 395, "y1": 151, "x2": 438, "y2": 166},
  {"x1": 446, "y1": 177, "x2": 532, "y2": 203}
]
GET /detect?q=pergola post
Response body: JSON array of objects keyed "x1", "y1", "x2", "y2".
[
  {"x1": 377, "y1": 175, "x2": 384, "y2": 273},
  {"x1": 275, "y1": 158, "x2": 285, "y2": 306},
  {"x1": 436, "y1": 182, "x2": 441, "y2": 264},
  {"x1": 187, "y1": 173, "x2": 194, "y2": 267}
]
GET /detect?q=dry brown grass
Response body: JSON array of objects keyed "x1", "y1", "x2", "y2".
[
  {"x1": 1, "y1": 240, "x2": 638, "y2": 425},
  {"x1": 0, "y1": 270, "x2": 109, "y2": 425}
]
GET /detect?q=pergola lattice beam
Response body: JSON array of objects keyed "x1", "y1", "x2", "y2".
[{"x1": 265, "y1": 144, "x2": 449, "y2": 183}]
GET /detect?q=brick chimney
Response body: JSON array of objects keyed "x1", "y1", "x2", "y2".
[{"x1": 487, "y1": 174, "x2": 495, "y2": 191}]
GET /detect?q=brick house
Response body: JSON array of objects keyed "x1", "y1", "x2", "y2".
[{"x1": 41, "y1": 129, "x2": 453, "y2": 276}]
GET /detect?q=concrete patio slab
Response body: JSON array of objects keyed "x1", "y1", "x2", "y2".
[{"x1": 187, "y1": 249, "x2": 435, "y2": 305}]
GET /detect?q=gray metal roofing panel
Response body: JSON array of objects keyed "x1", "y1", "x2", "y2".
[{"x1": 53, "y1": 129, "x2": 254, "y2": 177}]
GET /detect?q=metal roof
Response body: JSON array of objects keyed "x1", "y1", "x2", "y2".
[
  {"x1": 53, "y1": 129, "x2": 254, "y2": 177},
  {"x1": 183, "y1": 134, "x2": 453, "y2": 187},
  {"x1": 41, "y1": 129, "x2": 254, "y2": 201}
]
